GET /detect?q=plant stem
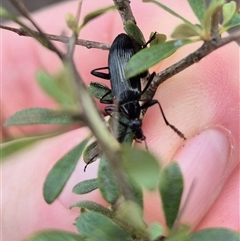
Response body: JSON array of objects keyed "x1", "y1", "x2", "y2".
[{"x1": 141, "y1": 31, "x2": 240, "y2": 101}]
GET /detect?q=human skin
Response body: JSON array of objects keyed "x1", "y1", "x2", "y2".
[{"x1": 1, "y1": 0, "x2": 239, "y2": 240}]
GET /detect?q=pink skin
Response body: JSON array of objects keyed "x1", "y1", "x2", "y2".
[{"x1": 1, "y1": 0, "x2": 239, "y2": 240}]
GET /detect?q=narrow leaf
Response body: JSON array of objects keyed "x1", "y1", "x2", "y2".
[
  {"x1": 88, "y1": 82, "x2": 112, "y2": 101},
  {"x1": 36, "y1": 71, "x2": 75, "y2": 108},
  {"x1": 187, "y1": 0, "x2": 206, "y2": 23},
  {"x1": 124, "y1": 21, "x2": 146, "y2": 46},
  {"x1": 222, "y1": 12, "x2": 240, "y2": 32},
  {"x1": 26, "y1": 230, "x2": 84, "y2": 241},
  {"x1": 72, "y1": 178, "x2": 99, "y2": 194},
  {"x1": 126, "y1": 177, "x2": 143, "y2": 208},
  {"x1": 171, "y1": 23, "x2": 201, "y2": 39},
  {"x1": 98, "y1": 156, "x2": 121, "y2": 204},
  {"x1": 0, "y1": 8, "x2": 53, "y2": 49},
  {"x1": 222, "y1": 1, "x2": 237, "y2": 26},
  {"x1": 125, "y1": 39, "x2": 192, "y2": 79},
  {"x1": 81, "y1": 6, "x2": 115, "y2": 28},
  {"x1": 202, "y1": 1, "x2": 225, "y2": 37},
  {"x1": 83, "y1": 141, "x2": 102, "y2": 166},
  {"x1": 147, "y1": 222, "x2": 163, "y2": 241},
  {"x1": 76, "y1": 212, "x2": 133, "y2": 241},
  {"x1": 66, "y1": 13, "x2": 79, "y2": 34},
  {"x1": 70, "y1": 200, "x2": 112, "y2": 217},
  {"x1": 4, "y1": 108, "x2": 81, "y2": 126},
  {"x1": 116, "y1": 201, "x2": 146, "y2": 231},
  {"x1": 1, "y1": 136, "x2": 42, "y2": 159},
  {"x1": 149, "y1": 33, "x2": 167, "y2": 46},
  {"x1": 43, "y1": 137, "x2": 90, "y2": 204},
  {"x1": 143, "y1": 0, "x2": 195, "y2": 27},
  {"x1": 122, "y1": 146, "x2": 160, "y2": 190},
  {"x1": 186, "y1": 228, "x2": 239, "y2": 241},
  {"x1": 159, "y1": 162, "x2": 184, "y2": 229}
]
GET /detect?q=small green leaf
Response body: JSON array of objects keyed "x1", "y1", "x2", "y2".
[
  {"x1": 83, "y1": 141, "x2": 102, "y2": 166},
  {"x1": 36, "y1": 70, "x2": 77, "y2": 109},
  {"x1": 116, "y1": 201, "x2": 146, "y2": 232},
  {"x1": 171, "y1": 23, "x2": 201, "y2": 39},
  {"x1": 187, "y1": 0, "x2": 206, "y2": 23},
  {"x1": 221, "y1": 12, "x2": 240, "y2": 32},
  {"x1": 4, "y1": 108, "x2": 81, "y2": 126},
  {"x1": 1, "y1": 136, "x2": 42, "y2": 159},
  {"x1": 88, "y1": 82, "x2": 112, "y2": 101},
  {"x1": 81, "y1": 6, "x2": 115, "y2": 28},
  {"x1": 202, "y1": 0, "x2": 225, "y2": 38},
  {"x1": 167, "y1": 225, "x2": 190, "y2": 241},
  {"x1": 124, "y1": 21, "x2": 146, "y2": 46},
  {"x1": 76, "y1": 212, "x2": 133, "y2": 241},
  {"x1": 186, "y1": 228, "x2": 239, "y2": 241},
  {"x1": 126, "y1": 177, "x2": 143, "y2": 208},
  {"x1": 43, "y1": 137, "x2": 90, "y2": 204},
  {"x1": 122, "y1": 146, "x2": 160, "y2": 190},
  {"x1": 66, "y1": 13, "x2": 79, "y2": 34},
  {"x1": 159, "y1": 162, "x2": 183, "y2": 229},
  {"x1": 26, "y1": 230, "x2": 84, "y2": 241},
  {"x1": 143, "y1": 0, "x2": 195, "y2": 27},
  {"x1": 98, "y1": 156, "x2": 121, "y2": 204},
  {"x1": 149, "y1": 33, "x2": 167, "y2": 46},
  {"x1": 70, "y1": 200, "x2": 112, "y2": 217},
  {"x1": 72, "y1": 178, "x2": 99, "y2": 194},
  {"x1": 125, "y1": 39, "x2": 192, "y2": 79},
  {"x1": 147, "y1": 222, "x2": 163, "y2": 241},
  {"x1": 222, "y1": 1, "x2": 237, "y2": 26}
]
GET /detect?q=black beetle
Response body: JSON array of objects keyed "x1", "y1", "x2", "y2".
[{"x1": 91, "y1": 33, "x2": 185, "y2": 146}]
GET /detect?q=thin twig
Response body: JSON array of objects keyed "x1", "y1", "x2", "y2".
[
  {"x1": 0, "y1": 25, "x2": 111, "y2": 50},
  {"x1": 142, "y1": 30, "x2": 240, "y2": 101},
  {"x1": 8, "y1": 0, "x2": 64, "y2": 59},
  {"x1": 112, "y1": 0, "x2": 136, "y2": 25}
]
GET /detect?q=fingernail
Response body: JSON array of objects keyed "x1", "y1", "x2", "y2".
[{"x1": 173, "y1": 128, "x2": 231, "y2": 229}]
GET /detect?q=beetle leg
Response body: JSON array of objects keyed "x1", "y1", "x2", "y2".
[
  {"x1": 141, "y1": 100, "x2": 186, "y2": 140},
  {"x1": 141, "y1": 71, "x2": 156, "y2": 95},
  {"x1": 91, "y1": 67, "x2": 110, "y2": 80}
]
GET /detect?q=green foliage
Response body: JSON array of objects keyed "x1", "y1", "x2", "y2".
[
  {"x1": 171, "y1": 24, "x2": 201, "y2": 39},
  {"x1": 80, "y1": 6, "x2": 115, "y2": 29},
  {"x1": 221, "y1": 11, "x2": 240, "y2": 32},
  {"x1": 187, "y1": 0, "x2": 206, "y2": 23},
  {"x1": 147, "y1": 222, "x2": 163, "y2": 241},
  {"x1": 26, "y1": 230, "x2": 84, "y2": 241},
  {"x1": 122, "y1": 146, "x2": 160, "y2": 190},
  {"x1": 222, "y1": 1, "x2": 237, "y2": 26},
  {"x1": 72, "y1": 178, "x2": 99, "y2": 194},
  {"x1": 43, "y1": 137, "x2": 90, "y2": 203},
  {"x1": 1, "y1": 135, "x2": 48, "y2": 159},
  {"x1": 149, "y1": 33, "x2": 167, "y2": 46},
  {"x1": 4, "y1": 108, "x2": 81, "y2": 126},
  {"x1": 36, "y1": 70, "x2": 78, "y2": 110},
  {"x1": 66, "y1": 13, "x2": 80, "y2": 35},
  {"x1": 88, "y1": 82, "x2": 112, "y2": 101},
  {"x1": 159, "y1": 162, "x2": 184, "y2": 229},
  {"x1": 115, "y1": 201, "x2": 146, "y2": 236},
  {"x1": 185, "y1": 228, "x2": 240, "y2": 241},
  {"x1": 125, "y1": 39, "x2": 192, "y2": 79},
  {"x1": 124, "y1": 21, "x2": 146, "y2": 46},
  {"x1": 202, "y1": 0, "x2": 225, "y2": 38},
  {"x1": 98, "y1": 156, "x2": 121, "y2": 204},
  {"x1": 76, "y1": 212, "x2": 133, "y2": 241},
  {"x1": 70, "y1": 200, "x2": 113, "y2": 218}
]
